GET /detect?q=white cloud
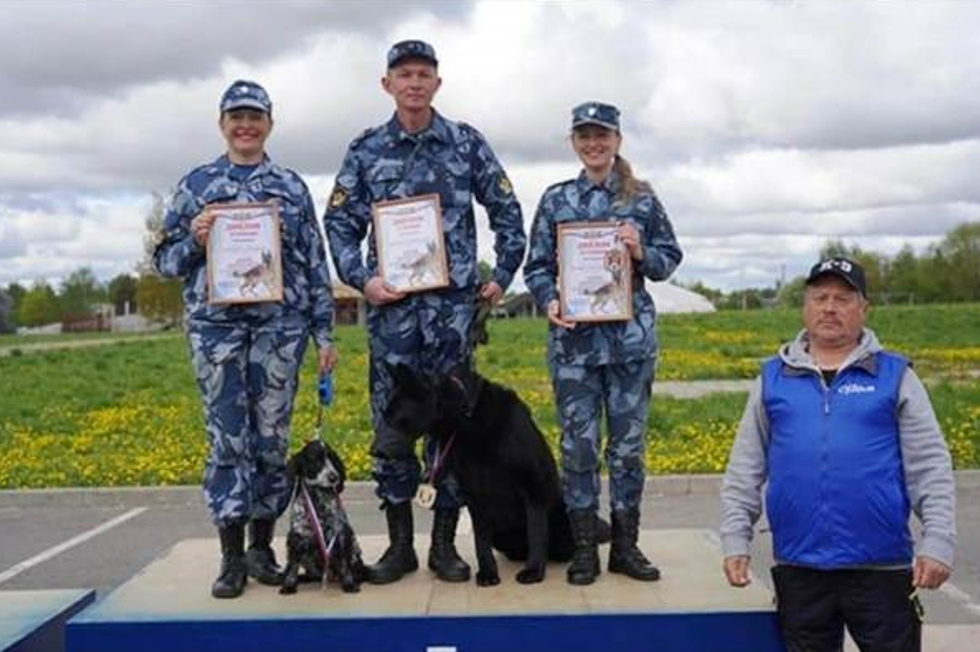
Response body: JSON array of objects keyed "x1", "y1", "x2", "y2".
[
  {"x1": 2, "y1": 0, "x2": 980, "y2": 291},
  {"x1": 638, "y1": 1, "x2": 980, "y2": 153},
  {"x1": 0, "y1": 194, "x2": 150, "y2": 285},
  {"x1": 664, "y1": 140, "x2": 980, "y2": 217}
]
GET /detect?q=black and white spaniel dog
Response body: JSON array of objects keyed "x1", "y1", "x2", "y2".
[{"x1": 280, "y1": 439, "x2": 366, "y2": 594}]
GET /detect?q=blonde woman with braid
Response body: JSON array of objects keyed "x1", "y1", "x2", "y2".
[{"x1": 524, "y1": 102, "x2": 683, "y2": 585}]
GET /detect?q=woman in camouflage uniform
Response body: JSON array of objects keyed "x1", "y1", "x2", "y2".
[
  {"x1": 525, "y1": 102, "x2": 682, "y2": 585},
  {"x1": 154, "y1": 80, "x2": 336, "y2": 599}
]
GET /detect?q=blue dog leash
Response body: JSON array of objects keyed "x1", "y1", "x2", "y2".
[{"x1": 313, "y1": 372, "x2": 333, "y2": 441}]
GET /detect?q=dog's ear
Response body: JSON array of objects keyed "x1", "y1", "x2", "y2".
[
  {"x1": 285, "y1": 451, "x2": 299, "y2": 491},
  {"x1": 325, "y1": 444, "x2": 347, "y2": 492},
  {"x1": 292, "y1": 440, "x2": 317, "y2": 480},
  {"x1": 441, "y1": 365, "x2": 481, "y2": 417}
]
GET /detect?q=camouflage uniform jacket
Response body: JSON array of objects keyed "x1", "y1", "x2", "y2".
[
  {"x1": 324, "y1": 110, "x2": 525, "y2": 293},
  {"x1": 524, "y1": 170, "x2": 683, "y2": 366},
  {"x1": 153, "y1": 154, "x2": 334, "y2": 349}
]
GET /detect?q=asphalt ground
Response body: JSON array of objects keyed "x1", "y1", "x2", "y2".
[{"x1": 1, "y1": 473, "x2": 979, "y2": 631}]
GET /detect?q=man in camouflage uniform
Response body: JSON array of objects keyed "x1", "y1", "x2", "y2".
[
  {"x1": 525, "y1": 102, "x2": 682, "y2": 585},
  {"x1": 324, "y1": 40, "x2": 525, "y2": 584},
  {"x1": 154, "y1": 80, "x2": 336, "y2": 598}
]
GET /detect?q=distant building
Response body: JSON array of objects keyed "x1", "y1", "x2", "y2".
[
  {"x1": 493, "y1": 293, "x2": 539, "y2": 319},
  {"x1": 62, "y1": 303, "x2": 115, "y2": 333},
  {"x1": 111, "y1": 314, "x2": 162, "y2": 333},
  {"x1": 334, "y1": 282, "x2": 365, "y2": 325},
  {"x1": 490, "y1": 282, "x2": 715, "y2": 320},
  {"x1": 646, "y1": 281, "x2": 716, "y2": 313},
  {"x1": 16, "y1": 323, "x2": 63, "y2": 335}
]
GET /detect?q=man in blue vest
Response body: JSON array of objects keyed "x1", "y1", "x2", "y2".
[{"x1": 720, "y1": 257, "x2": 956, "y2": 652}]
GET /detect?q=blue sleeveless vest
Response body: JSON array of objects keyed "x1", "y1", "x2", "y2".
[{"x1": 762, "y1": 351, "x2": 912, "y2": 568}]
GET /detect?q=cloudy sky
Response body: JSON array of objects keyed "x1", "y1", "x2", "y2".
[{"x1": 2, "y1": 0, "x2": 979, "y2": 292}]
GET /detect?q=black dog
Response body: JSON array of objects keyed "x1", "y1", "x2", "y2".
[
  {"x1": 280, "y1": 439, "x2": 367, "y2": 594},
  {"x1": 385, "y1": 364, "x2": 607, "y2": 586}
]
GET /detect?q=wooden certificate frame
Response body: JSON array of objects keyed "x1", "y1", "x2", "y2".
[
  {"x1": 372, "y1": 194, "x2": 449, "y2": 293},
  {"x1": 206, "y1": 202, "x2": 284, "y2": 305},
  {"x1": 557, "y1": 221, "x2": 633, "y2": 322}
]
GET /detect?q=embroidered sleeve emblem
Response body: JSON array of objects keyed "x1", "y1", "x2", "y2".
[{"x1": 329, "y1": 187, "x2": 348, "y2": 209}]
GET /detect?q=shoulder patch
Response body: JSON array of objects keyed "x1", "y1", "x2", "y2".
[
  {"x1": 328, "y1": 186, "x2": 348, "y2": 210},
  {"x1": 544, "y1": 179, "x2": 575, "y2": 195},
  {"x1": 182, "y1": 162, "x2": 220, "y2": 193},
  {"x1": 455, "y1": 120, "x2": 484, "y2": 142},
  {"x1": 497, "y1": 175, "x2": 513, "y2": 195},
  {"x1": 350, "y1": 125, "x2": 381, "y2": 149}
]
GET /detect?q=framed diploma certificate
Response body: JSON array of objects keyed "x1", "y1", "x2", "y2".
[
  {"x1": 372, "y1": 194, "x2": 449, "y2": 293},
  {"x1": 206, "y1": 202, "x2": 284, "y2": 304},
  {"x1": 557, "y1": 221, "x2": 632, "y2": 322}
]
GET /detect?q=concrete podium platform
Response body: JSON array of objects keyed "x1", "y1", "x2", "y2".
[
  {"x1": 1, "y1": 590, "x2": 94, "y2": 652},
  {"x1": 66, "y1": 529, "x2": 783, "y2": 652}
]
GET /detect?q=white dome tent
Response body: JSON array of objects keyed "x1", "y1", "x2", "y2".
[{"x1": 646, "y1": 281, "x2": 716, "y2": 313}]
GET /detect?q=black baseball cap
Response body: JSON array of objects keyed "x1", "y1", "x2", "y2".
[{"x1": 805, "y1": 257, "x2": 867, "y2": 297}]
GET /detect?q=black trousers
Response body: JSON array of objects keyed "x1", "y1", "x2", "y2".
[{"x1": 771, "y1": 565, "x2": 922, "y2": 652}]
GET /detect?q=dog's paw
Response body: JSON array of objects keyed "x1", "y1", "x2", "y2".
[
  {"x1": 342, "y1": 582, "x2": 361, "y2": 593},
  {"x1": 476, "y1": 571, "x2": 501, "y2": 587},
  {"x1": 279, "y1": 584, "x2": 298, "y2": 595},
  {"x1": 516, "y1": 565, "x2": 546, "y2": 584}
]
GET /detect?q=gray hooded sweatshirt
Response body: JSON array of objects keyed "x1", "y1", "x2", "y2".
[{"x1": 720, "y1": 327, "x2": 956, "y2": 568}]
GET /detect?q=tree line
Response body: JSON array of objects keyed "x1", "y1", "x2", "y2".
[
  {"x1": 0, "y1": 194, "x2": 181, "y2": 333},
  {"x1": 1, "y1": 211, "x2": 977, "y2": 333},
  {"x1": 684, "y1": 221, "x2": 980, "y2": 310},
  {"x1": 0, "y1": 268, "x2": 182, "y2": 333}
]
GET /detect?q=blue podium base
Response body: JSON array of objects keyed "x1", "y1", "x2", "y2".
[
  {"x1": 1, "y1": 590, "x2": 95, "y2": 652},
  {"x1": 67, "y1": 529, "x2": 784, "y2": 652}
]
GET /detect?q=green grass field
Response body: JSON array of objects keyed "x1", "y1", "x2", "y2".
[
  {"x1": 0, "y1": 330, "x2": 162, "y2": 348},
  {"x1": 1, "y1": 304, "x2": 978, "y2": 487}
]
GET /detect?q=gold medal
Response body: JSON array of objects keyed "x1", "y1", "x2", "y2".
[{"x1": 414, "y1": 482, "x2": 437, "y2": 509}]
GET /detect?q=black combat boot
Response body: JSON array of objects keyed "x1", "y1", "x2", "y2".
[
  {"x1": 365, "y1": 501, "x2": 419, "y2": 585},
  {"x1": 608, "y1": 507, "x2": 661, "y2": 581},
  {"x1": 245, "y1": 518, "x2": 283, "y2": 586},
  {"x1": 211, "y1": 520, "x2": 247, "y2": 599},
  {"x1": 566, "y1": 509, "x2": 600, "y2": 585},
  {"x1": 428, "y1": 508, "x2": 471, "y2": 582}
]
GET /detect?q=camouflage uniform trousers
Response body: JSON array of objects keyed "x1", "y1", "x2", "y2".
[
  {"x1": 188, "y1": 321, "x2": 309, "y2": 527},
  {"x1": 367, "y1": 290, "x2": 474, "y2": 509},
  {"x1": 552, "y1": 357, "x2": 656, "y2": 512}
]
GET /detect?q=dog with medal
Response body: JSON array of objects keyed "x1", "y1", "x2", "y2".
[{"x1": 324, "y1": 39, "x2": 526, "y2": 585}]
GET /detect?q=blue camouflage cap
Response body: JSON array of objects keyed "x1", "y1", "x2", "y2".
[
  {"x1": 387, "y1": 39, "x2": 438, "y2": 69},
  {"x1": 219, "y1": 79, "x2": 272, "y2": 114},
  {"x1": 572, "y1": 101, "x2": 620, "y2": 131}
]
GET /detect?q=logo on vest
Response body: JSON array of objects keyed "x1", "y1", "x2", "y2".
[{"x1": 838, "y1": 382, "x2": 876, "y2": 395}]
